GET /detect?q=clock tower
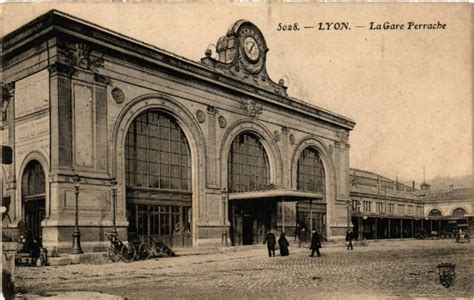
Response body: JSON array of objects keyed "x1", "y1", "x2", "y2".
[{"x1": 201, "y1": 20, "x2": 287, "y2": 97}]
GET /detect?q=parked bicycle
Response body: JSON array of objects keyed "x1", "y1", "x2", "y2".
[{"x1": 106, "y1": 233, "x2": 136, "y2": 263}]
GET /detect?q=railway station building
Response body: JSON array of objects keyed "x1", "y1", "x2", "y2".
[{"x1": 1, "y1": 11, "x2": 355, "y2": 252}]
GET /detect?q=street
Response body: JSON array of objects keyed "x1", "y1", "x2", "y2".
[{"x1": 14, "y1": 240, "x2": 474, "y2": 299}]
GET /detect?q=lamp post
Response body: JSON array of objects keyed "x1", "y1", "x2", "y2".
[
  {"x1": 110, "y1": 178, "x2": 118, "y2": 236},
  {"x1": 71, "y1": 175, "x2": 83, "y2": 254},
  {"x1": 221, "y1": 188, "x2": 229, "y2": 246}
]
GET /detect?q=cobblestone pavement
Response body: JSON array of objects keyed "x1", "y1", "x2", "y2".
[{"x1": 15, "y1": 240, "x2": 474, "y2": 299}]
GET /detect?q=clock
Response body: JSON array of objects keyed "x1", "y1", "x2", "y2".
[
  {"x1": 238, "y1": 26, "x2": 266, "y2": 74},
  {"x1": 243, "y1": 36, "x2": 260, "y2": 62}
]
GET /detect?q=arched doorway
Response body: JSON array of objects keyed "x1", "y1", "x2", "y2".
[
  {"x1": 125, "y1": 110, "x2": 192, "y2": 247},
  {"x1": 227, "y1": 132, "x2": 271, "y2": 245},
  {"x1": 21, "y1": 160, "x2": 46, "y2": 240},
  {"x1": 295, "y1": 147, "x2": 326, "y2": 239}
]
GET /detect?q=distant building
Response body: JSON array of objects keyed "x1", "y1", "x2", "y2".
[{"x1": 348, "y1": 168, "x2": 473, "y2": 240}]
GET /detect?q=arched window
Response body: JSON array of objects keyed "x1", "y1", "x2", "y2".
[
  {"x1": 125, "y1": 111, "x2": 193, "y2": 247},
  {"x1": 428, "y1": 209, "x2": 442, "y2": 217},
  {"x1": 22, "y1": 160, "x2": 45, "y2": 198},
  {"x1": 228, "y1": 132, "x2": 269, "y2": 193},
  {"x1": 125, "y1": 110, "x2": 191, "y2": 191},
  {"x1": 297, "y1": 147, "x2": 325, "y2": 193},
  {"x1": 452, "y1": 208, "x2": 467, "y2": 217}
]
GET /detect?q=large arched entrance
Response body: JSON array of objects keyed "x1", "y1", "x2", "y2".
[
  {"x1": 125, "y1": 110, "x2": 192, "y2": 247},
  {"x1": 295, "y1": 147, "x2": 327, "y2": 240},
  {"x1": 227, "y1": 132, "x2": 272, "y2": 245},
  {"x1": 21, "y1": 160, "x2": 46, "y2": 240}
]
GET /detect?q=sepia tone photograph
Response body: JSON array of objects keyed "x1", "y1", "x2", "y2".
[{"x1": 1, "y1": 3, "x2": 472, "y2": 299}]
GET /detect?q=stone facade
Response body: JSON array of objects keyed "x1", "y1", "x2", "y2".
[{"x1": 1, "y1": 11, "x2": 355, "y2": 251}]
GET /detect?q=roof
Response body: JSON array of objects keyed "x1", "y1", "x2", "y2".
[
  {"x1": 415, "y1": 188, "x2": 474, "y2": 202},
  {"x1": 350, "y1": 184, "x2": 419, "y2": 201}
]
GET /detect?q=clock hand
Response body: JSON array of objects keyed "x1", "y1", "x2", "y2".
[{"x1": 249, "y1": 43, "x2": 255, "y2": 53}]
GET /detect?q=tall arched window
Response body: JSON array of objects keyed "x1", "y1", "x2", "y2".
[
  {"x1": 228, "y1": 132, "x2": 269, "y2": 193},
  {"x1": 22, "y1": 160, "x2": 45, "y2": 197},
  {"x1": 452, "y1": 208, "x2": 467, "y2": 217},
  {"x1": 297, "y1": 147, "x2": 325, "y2": 193},
  {"x1": 125, "y1": 110, "x2": 191, "y2": 190},
  {"x1": 22, "y1": 160, "x2": 46, "y2": 239},
  {"x1": 125, "y1": 110, "x2": 192, "y2": 247},
  {"x1": 429, "y1": 209, "x2": 442, "y2": 217}
]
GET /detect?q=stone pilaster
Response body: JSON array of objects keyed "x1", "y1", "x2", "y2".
[
  {"x1": 3, "y1": 82, "x2": 16, "y2": 221},
  {"x1": 281, "y1": 126, "x2": 290, "y2": 189},
  {"x1": 206, "y1": 105, "x2": 218, "y2": 188}
]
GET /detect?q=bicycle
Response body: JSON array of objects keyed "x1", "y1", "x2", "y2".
[{"x1": 106, "y1": 233, "x2": 136, "y2": 263}]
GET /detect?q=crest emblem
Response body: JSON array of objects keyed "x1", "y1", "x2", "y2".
[
  {"x1": 240, "y1": 99, "x2": 262, "y2": 118},
  {"x1": 437, "y1": 263, "x2": 456, "y2": 288}
]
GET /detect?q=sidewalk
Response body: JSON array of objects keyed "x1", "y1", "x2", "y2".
[{"x1": 46, "y1": 238, "x2": 429, "y2": 266}]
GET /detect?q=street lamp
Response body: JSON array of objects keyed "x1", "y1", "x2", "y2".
[
  {"x1": 221, "y1": 188, "x2": 229, "y2": 247},
  {"x1": 110, "y1": 178, "x2": 118, "y2": 236},
  {"x1": 71, "y1": 175, "x2": 83, "y2": 254}
]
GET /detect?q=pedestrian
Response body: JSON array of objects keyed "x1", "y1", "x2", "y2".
[
  {"x1": 263, "y1": 230, "x2": 276, "y2": 257},
  {"x1": 294, "y1": 223, "x2": 300, "y2": 242},
  {"x1": 278, "y1": 232, "x2": 290, "y2": 256},
  {"x1": 345, "y1": 229, "x2": 354, "y2": 250},
  {"x1": 309, "y1": 230, "x2": 322, "y2": 257}
]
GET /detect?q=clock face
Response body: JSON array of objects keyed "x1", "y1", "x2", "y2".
[
  {"x1": 238, "y1": 26, "x2": 266, "y2": 74},
  {"x1": 243, "y1": 36, "x2": 260, "y2": 62}
]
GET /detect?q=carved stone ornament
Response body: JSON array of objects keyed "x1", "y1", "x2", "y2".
[
  {"x1": 111, "y1": 87, "x2": 125, "y2": 104},
  {"x1": 329, "y1": 144, "x2": 334, "y2": 155},
  {"x1": 70, "y1": 43, "x2": 105, "y2": 72},
  {"x1": 94, "y1": 74, "x2": 110, "y2": 85},
  {"x1": 2, "y1": 82, "x2": 15, "y2": 121},
  {"x1": 48, "y1": 63, "x2": 75, "y2": 77},
  {"x1": 335, "y1": 129, "x2": 350, "y2": 149},
  {"x1": 240, "y1": 99, "x2": 262, "y2": 118},
  {"x1": 218, "y1": 116, "x2": 227, "y2": 128},
  {"x1": 273, "y1": 130, "x2": 281, "y2": 142},
  {"x1": 207, "y1": 105, "x2": 217, "y2": 115},
  {"x1": 289, "y1": 134, "x2": 296, "y2": 145},
  {"x1": 196, "y1": 110, "x2": 206, "y2": 123}
]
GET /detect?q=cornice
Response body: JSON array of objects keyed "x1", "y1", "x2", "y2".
[{"x1": 2, "y1": 10, "x2": 356, "y2": 131}]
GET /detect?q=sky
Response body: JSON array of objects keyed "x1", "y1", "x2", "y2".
[{"x1": 2, "y1": 3, "x2": 472, "y2": 183}]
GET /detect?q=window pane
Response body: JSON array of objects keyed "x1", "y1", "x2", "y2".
[
  {"x1": 297, "y1": 148, "x2": 325, "y2": 193},
  {"x1": 125, "y1": 110, "x2": 192, "y2": 191}
]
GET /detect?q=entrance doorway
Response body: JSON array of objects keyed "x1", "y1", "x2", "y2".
[
  {"x1": 229, "y1": 199, "x2": 277, "y2": 246},
  {"x1": 21, "y1": 160, "x2": 46, "y2": 240}
]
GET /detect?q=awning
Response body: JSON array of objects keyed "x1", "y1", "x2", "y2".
[{"x1": 229, "y1": 189, "x2": 324, "y2": 201}]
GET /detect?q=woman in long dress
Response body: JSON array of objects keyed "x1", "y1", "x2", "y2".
[{"x1": 278, "y1": 232, "x2": 290, "y2": 256}]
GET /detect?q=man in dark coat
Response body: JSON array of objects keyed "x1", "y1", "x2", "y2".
[
  {"x1": 263, "y1": 230, "x2": 276, "y2": 257},
  {"x1": 309, "y1": 230, "x2": 322, "y2": 257},
  {"x1": 278, "y1": 232, "x2": 289, "y2": 256},
  {"x1": 346, "y1": 230, "x2": 354, "y2": 250}
]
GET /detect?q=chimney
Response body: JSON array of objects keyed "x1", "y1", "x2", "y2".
[
  {"x1": 449, "y1": 184, "x2": 454, "y2": 191},
  {"x1": 412, "y1": 181, "x2": 415, "y2": 191}
]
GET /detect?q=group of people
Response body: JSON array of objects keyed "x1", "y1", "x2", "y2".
[
  {"x1": 263, "y1": 229, "x2": 324, "y2": 257},
  {"x1": 262, "y1": 228, "x2": 356, "y2": 257}
]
